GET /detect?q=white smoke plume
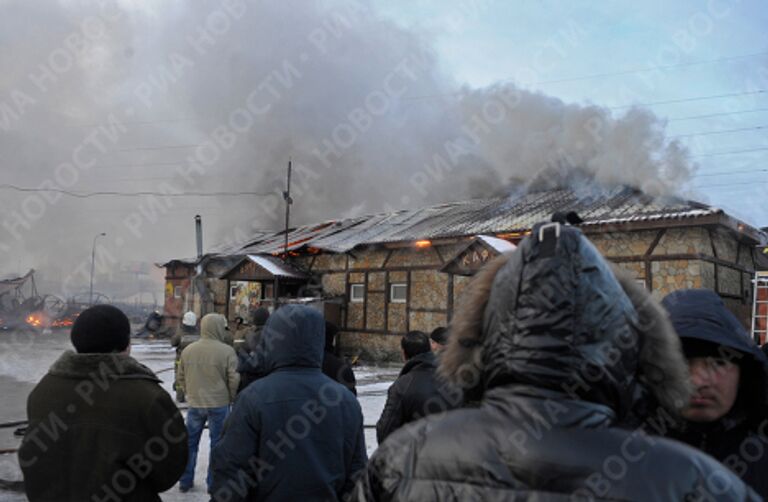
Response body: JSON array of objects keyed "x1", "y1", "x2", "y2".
[{"x1": 0, "y1": 0, "x2": 693, "y2": 297}]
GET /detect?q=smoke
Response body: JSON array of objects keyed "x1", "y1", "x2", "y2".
[{"x1": 0, "y1": 0, "x2": 694, "y2": 296}]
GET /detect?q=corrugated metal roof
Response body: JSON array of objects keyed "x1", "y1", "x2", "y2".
[{"x1": 169, "y1": 187, "x2": 763, "y2": 262}]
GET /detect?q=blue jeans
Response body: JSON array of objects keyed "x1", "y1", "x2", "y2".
[{"x1": 180, "y1": 406, "x2": 229, "y2": 491}]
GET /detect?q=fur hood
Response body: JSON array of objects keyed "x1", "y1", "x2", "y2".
[{"x1": 441, "y1": 223, "x2": 691, "y2": 419}]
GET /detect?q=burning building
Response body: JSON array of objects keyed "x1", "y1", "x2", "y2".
[{"x1": 162, "y1": 187, "x2": 767, "y2": 360}]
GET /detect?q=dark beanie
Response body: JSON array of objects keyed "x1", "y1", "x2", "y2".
[
  {"x1": 252, "y1": 307, "x2": 270, "y2": 327},
  {"x1": 71, "y1": 304, "x2": 131, "y2": 353},
  {"x1": 430, "y1": 326, "x2": 448, "y2": 345}
]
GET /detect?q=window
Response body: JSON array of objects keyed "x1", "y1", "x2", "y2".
[
  {"x1": 230, "y1": 285, "x2": 239, "y2": 300},
  {"x1": 390, "y1": 283, "x2": 407, "y2": 303},
  {"x1": 173, "y1": 285, "x2": 183, "y2": 299},
  {"x1": 350, "y1": 284, "x2": 365, "y2": 303}
]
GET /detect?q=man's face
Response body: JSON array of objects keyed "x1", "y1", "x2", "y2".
[{"x1": 682, "y1": 356, "x2": 740, "y2": 423}]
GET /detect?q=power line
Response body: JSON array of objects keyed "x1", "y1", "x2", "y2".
[
  {"x1": 609, "y1": 89, "x2": 767, "y2": 110},
  {"x1": 691, "y1": 146, "x2": 768, "y2": 157},
  {"x1": 90, "y1": 162, "x2": 186, "y2": 169},
  {"x1": 529, "y1": 51, "x2": 768, "y2": 86},
  {"x1": 116, "y1": 145, "x2": 199, "y2": 152},
  {"x1": 668, "y1": 107, "x2": 768, "y2": 121},
  {"x1": 0, "y1": 184, "x2": 272, "y2": 199},
  {"x1": 695, "y1": 181, "x2": 768, "y2": 189},
  {"x1": 672, "y1": 124, "x2": 768, "y2": 139},
  {"x1": 402, "y1": 51, "x2": 768, "y2": 101},
  {"x1": 693, "y1": 168, "x2": 768, "y2": 177}
]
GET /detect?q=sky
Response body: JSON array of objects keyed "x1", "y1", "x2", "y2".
[
  {"x1": 0, "y1": 0, "x2": 766, "y2": 298},
  {"x1": 377, "y1": 0, "x2": 768, "y2": 221}
]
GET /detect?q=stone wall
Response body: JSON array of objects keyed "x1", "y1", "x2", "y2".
[
  {"x1": 409, "y1": 310, "x2": 447, "y2": 334},
  {"x1": 339, "y1": 331, "x2": 402, "y2": 361},
  {"x1": 386, "y1": 247, "x2": 442, "y2": 268},
  {"x1": 388, "y1": 304, "x2": 407, "y2": 333},
  {"x1": 650, "y1": 260, "x2": 702, "y2": 296},
  {"x1": 366, "y1": 292, "x2": 386, "y2": 330},
  {"x1": 312, "y1": 253, "x2": 346, "y2": 271},
  {"x1": 652, "y1": 227, "x2": 711, "y2": 255},
  {"x1": 410, "y1": 270, "x2": 449, "y2": 310},
  {"x1": 322, "y1": 273, "x2": 346, "y2": 296},
  {"x1": 589, "y1": 230, "x2": 658, "y2": 257}
]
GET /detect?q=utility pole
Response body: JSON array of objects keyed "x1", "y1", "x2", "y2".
[{"x1": 283, "y1": 159, "x2": 293, "y2": 261}]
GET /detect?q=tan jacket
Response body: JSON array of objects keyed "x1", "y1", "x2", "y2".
[{"x1": 178, "y1": 314, "x2": 239, "y2": 408}]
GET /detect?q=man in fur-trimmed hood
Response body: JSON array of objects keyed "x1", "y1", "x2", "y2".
[{"x1": 351, "y1": 222, "x2": 759, "y2": 501}]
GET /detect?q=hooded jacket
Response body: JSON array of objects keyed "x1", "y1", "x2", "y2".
[
  {"x1": 178, "y1": 313, "x2": 239, "y2": 408},
  {"x1": 376, "y1": 351, "x2": 460, "y2": 443},
  {"x1": 19, "y1": 351, "x2": 188, "y2": 502},
  {"x1": 210, "y1": 305, "x2": 367, "y2": 501},
  {"x1": 352, "y1": 223, "x2": 758, "y2": 501},
  {"x1": 662, "y1": 289, "x2": 768, "y2": 498}
]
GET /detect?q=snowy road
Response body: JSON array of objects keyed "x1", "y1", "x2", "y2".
[{"x1": 0, "y1": 330, "x2": 398, "y2": 501}]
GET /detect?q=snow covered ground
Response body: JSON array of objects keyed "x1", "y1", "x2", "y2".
[{"x1": 0, "y1": 331, "x2": 399, "y2": 501}]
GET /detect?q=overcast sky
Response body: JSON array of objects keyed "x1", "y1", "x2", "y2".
[
  {"x1": 1, "y1": 0, "x2": 766, "y2": 296},
  {"x1": 378, "y1": 0, "x2": 768, "y2": 222}
]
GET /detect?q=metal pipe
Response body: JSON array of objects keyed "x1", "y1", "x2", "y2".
[
  {"x1": 195, "y1": 215, "x2": 203, "y2": 260},
  {"x1": 89, "y1": 232, "x2": 106, "y2": 305}
]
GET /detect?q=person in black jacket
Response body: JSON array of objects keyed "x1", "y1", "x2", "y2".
[
  {"x1": 352, "y1": 223, "x2": 759, "y2": 501},
  {"x1": 322, "y1": 321, "x2": 357, "y2": 395},
  {"x1": 662, "y1": 289, "x2": 768, "y2": 499},
  {"x1": 210, "y1": 305, "x2": 367, "y2": 501},
  {"x1": 376, "y1": 331, "x2": 459, "y2": 444}
]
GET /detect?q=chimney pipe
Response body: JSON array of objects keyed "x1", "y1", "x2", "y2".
[{"x1": 195, "y1": 215, "x2": 203, "y2": 260}]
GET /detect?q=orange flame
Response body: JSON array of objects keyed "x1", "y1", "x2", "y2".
[{"x1": 25, "y1": 313, "x2": 44, "y2": 327}]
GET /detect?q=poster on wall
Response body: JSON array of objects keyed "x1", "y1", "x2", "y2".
[{"x1": 230, "y1": 281, "x2": 263, "y2": 320}]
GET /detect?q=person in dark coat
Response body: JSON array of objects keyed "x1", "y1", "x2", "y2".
[
  {"x1": 352, "y1": 223, "x2": 759, "y2": 501},
  {"x1": 662, "y1": 289, "x2": 768, "y2": 499},
  {"x1": 376, "y1": 330, "x2": 459, "y2": 443},
  {"x1": 322, "y1": 321, "x2": 357, "y2": 395},
  {"x1": 19, "y1": 304, "x2": 188, "y2": 502},
  {"x1": 235, "y1": 307, "x2": 271, "y2": 393},
  {"x1": 210, "y1": 305, "x2": 367, "y2": 501}
]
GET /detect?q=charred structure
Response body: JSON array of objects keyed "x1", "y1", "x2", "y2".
[{"x1": 161, "y1": 187, "x2": 766, "y2": 360}]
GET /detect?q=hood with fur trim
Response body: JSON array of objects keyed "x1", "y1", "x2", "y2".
[{"x1": 442, "y1": 223, "x2": 691, "y2": 420}]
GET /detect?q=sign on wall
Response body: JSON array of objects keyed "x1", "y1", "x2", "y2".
[{"x1": 230, "y1": 281, "x2": 263, "y2": 320}]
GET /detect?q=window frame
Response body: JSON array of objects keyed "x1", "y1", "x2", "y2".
[
  {"x1": 390, "y1": 283, "x2": 407, "y2": 303},
  {"x1": 350, "y1": 284, "x2": 365, "y2": 303}
]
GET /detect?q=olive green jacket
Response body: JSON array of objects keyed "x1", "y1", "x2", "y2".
[
  {"x1": 178, "y1": 314, "x2": 239, "y2": 408},
  {"x1": 19, "y1": 351, "x2": 187, "y2": 502}
]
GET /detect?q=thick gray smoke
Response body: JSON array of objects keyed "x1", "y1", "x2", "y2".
[{"x1": 0, "y1": 0, "x2": 693, "y2": 298}]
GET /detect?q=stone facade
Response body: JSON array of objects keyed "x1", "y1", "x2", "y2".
[{"x1": 165, "y1": 224, "x2": 760, "y2": 361}]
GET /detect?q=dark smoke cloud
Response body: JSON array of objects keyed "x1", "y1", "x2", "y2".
[{"x1": 0, "y1": 0, "x2": 693, "y2": 298}]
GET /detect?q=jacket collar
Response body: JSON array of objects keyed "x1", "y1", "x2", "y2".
[
  {"x1": 401, "y1": 351, "x2": 437, "y2": 376},
  {"x1": 48, "y1": 350, "x2": 160, "y2": 382}
]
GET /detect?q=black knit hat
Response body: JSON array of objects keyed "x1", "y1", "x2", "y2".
[
  {"x1": 252, "y1": 307, "x2": 270, "y2": 327},
  {"x1": 430, "y1": 326, "x2": 448, "y2": 345},
  {"x1": 71, "y1": 304, "x2": 131, "y2": 353}
]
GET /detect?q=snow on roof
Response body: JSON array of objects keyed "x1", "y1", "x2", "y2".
[
  {"x1": 246, "y1": 255, "x2": 307, "y2": 278},
  {"x1": 477, "y1": 235, "x2": 517, "y2": 253}
]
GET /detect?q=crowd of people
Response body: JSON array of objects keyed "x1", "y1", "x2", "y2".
[{"x1": 17, "y1": 221, "x2": 768, "y2": 501}]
